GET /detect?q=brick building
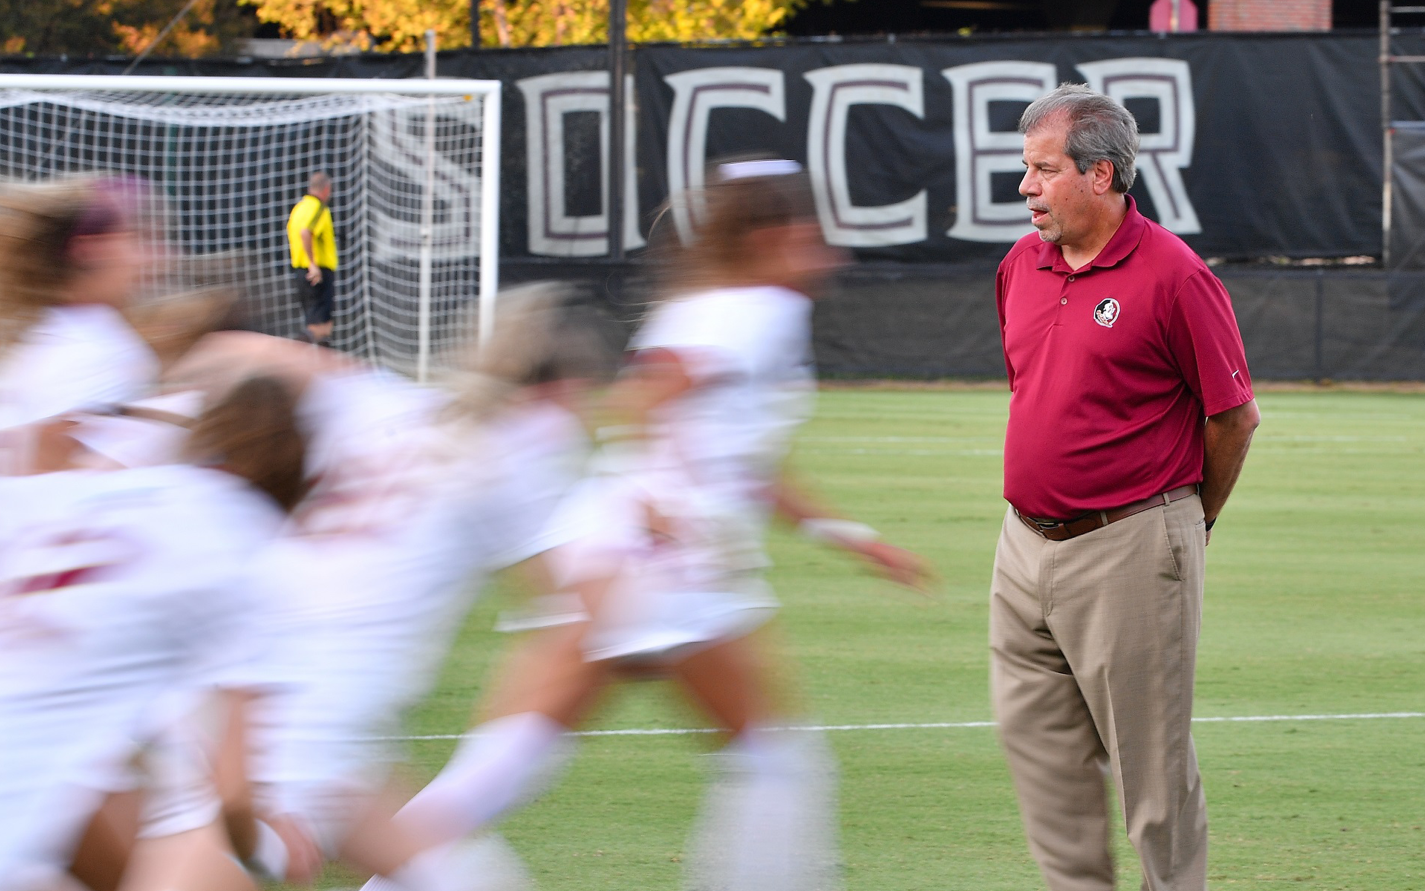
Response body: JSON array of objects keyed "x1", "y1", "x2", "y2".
[{"x1": 1210, "y1": 0, "x2": 1332, "y2": 31}]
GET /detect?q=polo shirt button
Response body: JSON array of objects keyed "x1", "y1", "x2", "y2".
[
  {"x1": 1067, "y1": 275, "x2": 1076, "y2": 282},
  {"x1": 1060, "y1": 297, "x2": 1067, "y2": 305}
]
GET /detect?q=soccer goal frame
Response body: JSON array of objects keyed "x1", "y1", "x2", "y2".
[{"x1": 0, "y1": 74, "x2": 502, "y2": 380}]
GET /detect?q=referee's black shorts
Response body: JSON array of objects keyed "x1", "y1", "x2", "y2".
[{"x1": 296, "y1": 267, "x2": 335, "y2": 325}]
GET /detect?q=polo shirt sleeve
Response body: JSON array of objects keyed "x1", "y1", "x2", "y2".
[{"x1": 1165, "y1": 270, "x2": 1254, "y2": 417}]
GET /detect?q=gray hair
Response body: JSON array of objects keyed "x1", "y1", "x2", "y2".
[{"x1": 1019, "y1": 83, "x2": 1139, "y2": 193}]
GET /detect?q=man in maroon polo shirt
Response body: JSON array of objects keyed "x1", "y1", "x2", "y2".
[{"x1": 991, "y1": 84, "x2": 1260, "y2": 891}]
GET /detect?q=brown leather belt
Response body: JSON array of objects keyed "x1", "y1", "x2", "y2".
[{"x1": 1015, "y1": 485, "x2": 1199, "y2": 542}]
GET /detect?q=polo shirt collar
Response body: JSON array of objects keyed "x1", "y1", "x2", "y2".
[{"x1": 1034, "y1": 195, "x2": 1147, "y2": 273}]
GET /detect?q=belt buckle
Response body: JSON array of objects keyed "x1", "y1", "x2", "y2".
[
  {"x1": 1016, "y1": 509, "x2": 1068, "y2": 540},
  {"x1": 1021, "y1": 513, "x2": 1063, "y2": 533}
]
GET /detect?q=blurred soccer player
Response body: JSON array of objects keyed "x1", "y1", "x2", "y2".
[
  {"x1": 165, "y1": 332, "x2": 461, "y2": 887},
  {"x1": 177, "y1": 296, "x2": 604, "y2": 890},
  {"x1": 0, "y1": 376, "x2": 305, "y2": 891},
  {"x1": 0, "y1": 176, "x2": 160, "y2": 442},
  {"x1": 372, "y1": 161, "x2": 932, "y2": 891}
]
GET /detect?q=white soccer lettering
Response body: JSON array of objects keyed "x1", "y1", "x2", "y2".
[
  {"x1": 942, "y1": 60, "x2": 1057, "y2": 243},
  {"x1": 1076, "y1": 58, "x2": 1200, "y2": 234},
  {"x1": 664, "y1": 67, "x2": 786, "y2": 241},
  {"x1": 516, "y1": 71, "x2": 644, "y2": 258},
  {"x1": 367, "y1": 106, "x2": 484, "y2": 261},
  {"x1": 803, "y1": 64, "x2": 927, "y2": 247}
]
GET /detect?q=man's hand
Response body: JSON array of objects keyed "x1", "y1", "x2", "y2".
[{"x1": 300, "y1": 227, "x2": 319, "y2": 284}]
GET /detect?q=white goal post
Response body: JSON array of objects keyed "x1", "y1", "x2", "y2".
[{"x1": 0, "y1": 74, "x2": 502, "y2": 379}]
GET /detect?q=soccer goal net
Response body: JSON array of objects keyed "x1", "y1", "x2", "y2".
[{"x1": 0, "y1": 74, "x2": 501, "y2": 378}]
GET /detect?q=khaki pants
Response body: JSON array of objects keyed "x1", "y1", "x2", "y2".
[{"x1": 989, "y1": 496, "x2": 1208, "y2": 891}]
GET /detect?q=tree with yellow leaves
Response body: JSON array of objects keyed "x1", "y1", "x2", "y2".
[
  {"x1": 483, "y1": 0, "x2": 812, "y2": 47},
  {"x1": 241, "y1": 0, "x2": 828, "y2": 53},
  {"x1": 0, "y1": 0, "x2": 254, "y2": 57}
]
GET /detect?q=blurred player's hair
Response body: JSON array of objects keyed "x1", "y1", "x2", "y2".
[
  {"x1": 186, "y1": 374, "x2": 309, "y2": 511},
  {"x1": 646, "y1": 155, "x2": 817, "y2": 298},
  {"x1": 444, "y1": 281, "x2": 616, "y2": 422},
  {"x1": 0, "y1": 174, "x2": 153, "y2": 350}
]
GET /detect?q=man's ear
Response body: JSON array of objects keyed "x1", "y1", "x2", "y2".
[{"x1": 1092, "y1": 159, "x2": 1117, "y2": 196}]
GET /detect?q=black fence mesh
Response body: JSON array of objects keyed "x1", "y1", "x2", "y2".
[{"x1": 503, "y1": 260, "x2": 1425, "y2": 382}]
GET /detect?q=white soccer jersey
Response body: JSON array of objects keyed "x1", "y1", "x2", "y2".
[
  {"x1": 545, "y1": 286, "x2": 817, "y2": 662},
  {"x1": 248, "y1": 370, "x2": 526, "y2": 837},
  {"x1": 275, "y1": 372, "x2": 586, "y2": 632},
  {"x1": 478, "y1": 398, "x2": 591, "y2": 569},
  {"x1": 274, "y1": 369, "x2": 498, "y2": 614},
  {"x1": 630, "y1": 285, "x2": 816, "y2": 509},
  {"x1": 0, "y1": 304, "x2": 159, "y2": 429},
  {"x1": 0, "y1": 466, "x2": 281, "y2": 883}
]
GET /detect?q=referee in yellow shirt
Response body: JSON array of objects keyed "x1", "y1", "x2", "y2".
[{"x1": 287, "y1": 171, "x2": 338, "y2": 345}]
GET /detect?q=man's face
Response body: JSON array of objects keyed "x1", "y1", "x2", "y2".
[{"x1": 1019, "y1": 117, "x2": 1096, "y2": 247}]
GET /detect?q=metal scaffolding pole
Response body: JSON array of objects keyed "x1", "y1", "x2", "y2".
[
  {"x1": 417, "y1": 30, "x2": 438, "y2": 382},
  {"x1": 1383, "y1": 0, "x2": 1393, "y2": 266},
  {"x1": 608, "y1": 0, "x2": 628, "y2": 263},
  {"x1": 1379, "y1": 2, "x2": 1425, "y2": 266}
]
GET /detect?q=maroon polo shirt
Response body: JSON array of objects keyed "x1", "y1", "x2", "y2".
[{"x1": 996, "y1": 196, "x2": 1253, "y2": 519}]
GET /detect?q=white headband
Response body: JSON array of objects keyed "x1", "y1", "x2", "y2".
[{"x1": 716, "y1": 159, "x2": 803, "y2": 182}]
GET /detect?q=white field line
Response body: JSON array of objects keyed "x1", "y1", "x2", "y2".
[
  {"x1": 799, "y1": 436, "x2": 998, "y2": 443},
  {"x1": 382, "y1": 711, "x2": 1425, "y2": 743},
  {"x1": 798, "y1": 435, "x2": 1409, "y2": 444},
  {"x1": 800, "y1": 449, "x2": 1004, "y2": 457}
]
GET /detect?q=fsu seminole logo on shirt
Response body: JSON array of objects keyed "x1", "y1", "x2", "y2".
[{"x1": 1093, "y1": 298, "x2": 1121, "y2": 328}]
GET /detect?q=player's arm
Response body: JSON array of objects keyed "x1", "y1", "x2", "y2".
[
  {"x1": 1201, "y1": 398, "x2": 1259, "y2": 541},
  {"x1": 607, "y1": 348, "x2": 932, "y2": 592},
  {"x1": 771, "y1": 469, "x2": 934, "y2": 594},
  {"x1": 603, "y1": 347, "x2": 693, "y2": 428},
  {"x1": 596, "y1": 348, "x2": 696, "y2": 541}
]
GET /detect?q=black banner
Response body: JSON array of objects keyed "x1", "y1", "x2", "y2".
[
  {"x1": 632, "y1": 37, "x2": 1382, "y2": 262},
  {"x1": 496, "y1": 34, "x2": 1423, "y2": 263},
  {"x1": 7, "y1": 33, "x2": 1425, "y2": 263}
]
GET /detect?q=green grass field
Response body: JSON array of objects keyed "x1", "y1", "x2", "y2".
[{"x1": 325, "y1": 388, "x2": 1425, "y2": 890}]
